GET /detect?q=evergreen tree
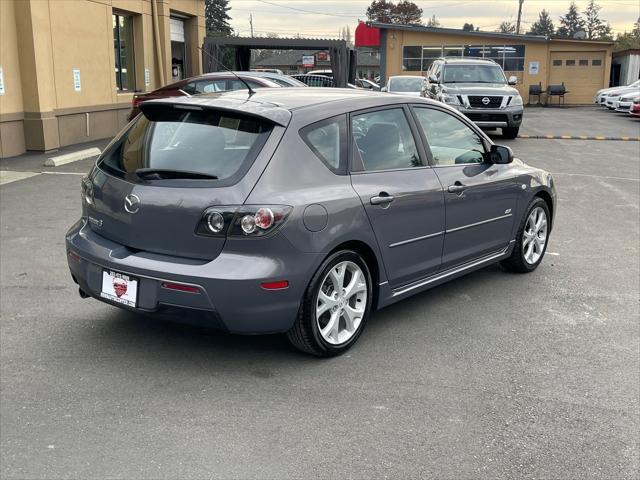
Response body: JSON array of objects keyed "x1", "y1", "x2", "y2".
[
  {"x1": 584, "y1": 0, "x2": 612, "y2": 40},
  {"x1": 393, "y1": 1, "x2": 423, "y2": 25},
  {"x1": 366, "y1": 0, "x2": 395, "y2": 23},
  {"x1": 426, "y1": 14, "x2": 440, "y2": 28},
  {"x1": 205, "y1": 0, "x2": 233, "y2": 36},
  {"x1": 557, "y1": 1, "x2": 586, "y2": 38},
  {"x1": 462, "y1": 23, "x2": 475, "y2": 32},
  {"x1": 497, "y1": 21, "x2": 516, "y2": 34},
  {"x1": 614, "y1": 17, "x2": 640, "y2": 51},
  {"x1": 528, "y1": 9, "x2": 555, "y2": 37}
]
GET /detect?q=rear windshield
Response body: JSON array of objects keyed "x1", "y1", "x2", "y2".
[
  {"x1": 98, "y1": 108, "x2": 272, "y2": 185},
  {"x1": 389, "y1": 77, "x2": 423, "y2": 92}
]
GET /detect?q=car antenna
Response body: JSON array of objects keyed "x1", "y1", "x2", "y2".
[{"x1": 197, "y1": 46, "x2": 255, "y2": 98}]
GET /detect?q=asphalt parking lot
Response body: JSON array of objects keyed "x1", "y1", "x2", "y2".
[{"x1": 1, "y1": 106, "x2": 639, "y2": 479}]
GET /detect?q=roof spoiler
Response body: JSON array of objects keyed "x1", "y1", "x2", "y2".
[{"x1": 139, "y1": 96, "x2": 291, "y2": 127}]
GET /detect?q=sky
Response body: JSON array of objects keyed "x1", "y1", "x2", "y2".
[{"x1": 227, "y1": 0, "x2": 640, "y2": 39}]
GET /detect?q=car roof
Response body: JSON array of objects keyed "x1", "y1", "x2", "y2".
[{"x1": 141, "y1": 87, "x2": 441, "y2": 126}]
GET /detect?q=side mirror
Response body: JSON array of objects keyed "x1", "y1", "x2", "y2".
[
  {"x1": 381, "y1": 86, "x2": 388, "y2": 92},
  {"x1": 508, "y1": 75, "x2": 518, "y2": 85},
  {"x1": 428, "y1": 75, "x2": 439, "y2": 84},
  {"x1": 490, "y1": 145, "x2": 514, "y2": 164}
]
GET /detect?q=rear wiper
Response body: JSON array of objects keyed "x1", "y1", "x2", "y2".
[{"x1": 135, "y1": 168, "x2": 218, "y2": 180}]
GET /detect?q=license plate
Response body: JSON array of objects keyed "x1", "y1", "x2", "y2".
[{"x1": 100, "y1": 270, "x2": 138, "y2": 307}]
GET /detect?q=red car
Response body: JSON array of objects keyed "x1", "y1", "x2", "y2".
[
  {"x1": 128, "y1": 72, "x2": 306, "y2": 121},
  {"x1": 630, "y1": 97, "x2": 640, "y2": 117}
]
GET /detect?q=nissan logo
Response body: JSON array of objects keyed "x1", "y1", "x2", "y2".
[
  {"x1": 124, "y1": 194, "x2": 141, "y2": 214},
  {"x1": 482, "y1": 97, "x2": 491, "y2": 105}
]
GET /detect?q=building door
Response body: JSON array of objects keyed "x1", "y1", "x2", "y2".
[
  {"x1": 549, "y1": 51, "x2": 606, "y2": 104},
  {"x1": 170, "y1": 17, "x2": 186, "y2": 82}
]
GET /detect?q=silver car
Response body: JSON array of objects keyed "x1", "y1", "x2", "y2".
[{"x1": 66, "y1": 88, "x2": 557, "y2": 356}]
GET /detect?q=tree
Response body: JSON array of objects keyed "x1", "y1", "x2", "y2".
[
  {"x1": 497, "y1": 21, "x2": 516, "y2": 34},
  {"x1": 584, "y1": 0, "x2": 612, "y2": 40},
  {"x1": 340, "y1": 26, "x2": 353, "y2": 46},
  {"x1": 462, "y1": 23, "x2": 475, "y2": 32},
  {"x1": 557, "y1": 1, "x2": 585, "y2": 38},
  {"x1": 426, "y1": 14, "x2": 440, "y2": 28},
  {"x1": 528, "y1": 9, "x2": 555, "y2": 37},
  {"x1": 366, "y1": 0, "x2": 395, "y2": 23},
  {"x1": 205, "y1": 0, "x2": 233, "y2": 36},
  {"x1": 614, "y1": 17, "x2": 640, "y2": 51},
  {"x1": 393, "y1": 1, "x2": 423, "y2": 25}
]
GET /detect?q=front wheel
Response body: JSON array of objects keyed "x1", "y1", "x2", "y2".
[
  {"x1": 287, "y1": 250, "x2": 373, "y2": 357},
  {"x1": 502, "y1": 126, "x2": 520, "y2": 139},
  {"x1": 501, "y1": 198, "x2": 550, "y2": 273}
]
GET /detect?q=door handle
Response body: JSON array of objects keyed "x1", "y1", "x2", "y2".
[
  {"x1": 370, "y1": 193, "x2": 395, "y2": 206},
  {"x1": 447, "y1": 182, "x2": 467, "y2": 194}
]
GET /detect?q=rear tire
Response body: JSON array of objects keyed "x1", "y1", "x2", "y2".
[
  {"x1": 287, "y1": 250, "x2": 373, "y2": 357},
  {"x1": 502, "y1": 126, "x2": 520, "y2": 139},
  {"x1": 501, "y1": 197, "x2": 550, "y2": 273}
]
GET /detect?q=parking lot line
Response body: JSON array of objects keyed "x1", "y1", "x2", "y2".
[{"x1": 518, "y1": 135, "x2": 640, "y2": 141}]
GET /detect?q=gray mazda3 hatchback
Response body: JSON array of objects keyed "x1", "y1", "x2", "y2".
[{"x1": 66, "y1": 88, "x2": 556, "y2": 356}]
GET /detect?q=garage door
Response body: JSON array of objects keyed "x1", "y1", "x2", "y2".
[{"x1": 549, "y1": 51, "x2": 606, "y2": 104}]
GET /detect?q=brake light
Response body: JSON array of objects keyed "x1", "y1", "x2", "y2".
[
  {"x1": 195, "y1": 206, "x2": 292, "y2": 238},
  {"x1": 161, "y1": 282, "x2": 200, "y2": 294},
  {"x1": 261, "y1": 280, "x2": 289, "y2": 290},
  {"x1": 132, "y1": 95, "x2": 146, "y2": 108}
]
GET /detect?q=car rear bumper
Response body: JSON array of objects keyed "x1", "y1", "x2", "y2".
[
  {"x1": 66, "y1": 218, "x2": 317, "y2": 334},
  {"x1": 457, "y1": 106, "x2": 523, "y2": 128}
]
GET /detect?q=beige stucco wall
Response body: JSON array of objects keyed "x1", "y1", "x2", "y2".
[
  {"x1": 383, "y1": 29, "x2": 612, "y2": 104},
  {"x1": 0, "y1": 0, "x2": 205, "y2": 158}
]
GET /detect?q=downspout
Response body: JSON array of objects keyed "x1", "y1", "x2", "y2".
[{"x1": 151, "y1": 0, "x2": 165, "y2": 86}]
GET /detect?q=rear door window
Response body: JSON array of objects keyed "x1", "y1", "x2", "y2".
[
  {"x1": 351, "y1": 108, "x2": 422, "y2": 171},
  {"x1": 98, "y1": 108, "x2": 273, "y2": 185}
]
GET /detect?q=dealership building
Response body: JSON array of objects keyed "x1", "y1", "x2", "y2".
[
  {"x1": 357, "y1": 22, "x2": 614, "y2": 105},
  {"x1": 0, "y1": 0, "x2": 205, "y2": 158}
]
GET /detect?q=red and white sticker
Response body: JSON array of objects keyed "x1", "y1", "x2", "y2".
[{"x1": 100, "y1": 270, "x2": 138, "y2": 307}]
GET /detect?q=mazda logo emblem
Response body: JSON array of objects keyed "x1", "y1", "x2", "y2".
[
  {"x1": 124, "y1": 194, "x2": 140, "y2": 214},
  {"x1": 482, "y1": 97, "x2": 491, "y2": 105}
]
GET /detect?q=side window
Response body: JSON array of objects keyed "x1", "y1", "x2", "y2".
[
  {"x1": 300, "y1": 115, "x2": 347, "y2": 174},
  {"x1": 413, "y1": 108, "x2": 485, "y2": 166},
  {"x1": 230, "y1": 79, "x2": 263, "y2": 90},
  {"x1": 434, "y1": 63, "x2": 442, "y2": 80},
  {"x1": 351, "y1": 108, "x2": 422, "y2": 172}
]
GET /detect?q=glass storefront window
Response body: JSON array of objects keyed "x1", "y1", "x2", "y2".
[
  {"x1": 113, "y1": 13, "x2": 136, "y2": 91},
  {"x1": 401, "y1": 44, "x2": 526, "y2": 73}
]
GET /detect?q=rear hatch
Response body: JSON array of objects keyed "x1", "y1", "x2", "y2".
[{"x1": 87, "y1": 104, "x2": 278, "y2": 260}]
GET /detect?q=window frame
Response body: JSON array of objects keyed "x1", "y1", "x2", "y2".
[
  {"x1": 113, "y1": 12, "x2": 136, "y2": 92},
  {"x1": 347, "y1": 104, "x2": 429, "y2": 175},
  {"x1": 299, "y1": 114, "x2": 349, "y2": 175},
  {"x1": 408, "y1": 104, "x2": 491, "y2": 168}
]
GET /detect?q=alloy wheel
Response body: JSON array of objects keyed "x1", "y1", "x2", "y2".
[
  {"x1": 523, "y1": 206, "x2": 548, "y2": 265},
  {"x1": 315, "y1": 261, "x2": 368, "y2": 345}
]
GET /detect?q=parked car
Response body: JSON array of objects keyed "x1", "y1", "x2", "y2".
[
  {"x1": 423, "y1": 57, "x2": 524, "y2": 139},
  {"x1": 595, "y1": 79, "x2": 640, "y2": 105},
  {"x1": 291, "y1": 74, "x2": 335, "y2": 87},
  {"x1": 382, "y1": 75, "x2": 426, "y2": 96},
  {"x1": 306, "y1": 69, "x2": 333, "y2": 77},
  {"x1": 614, "y1": 92, "x2": 639, "y2": 112},
  {"x1": 630, "y1": 96, "x2": 640, "y2": 117},
  {"x1": 356, "y1": 78, "x2": 381, "y2": 91},
  {"x1": 251, "y1": 68, "x2": 284, "y2": 75},
  {"x1": 67, "y1": 88, "x2": 556, "y2": 357},
  {"x1": 128, "y1": 72, "x2": 306, "y2": 120}
]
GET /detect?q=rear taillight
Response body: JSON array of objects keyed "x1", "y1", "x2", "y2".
[
  {"x1": 195, "y1": 206, "x2": 292, "y2": 238},
  {"x1": 80, "y1": 176, "x2": 94, "y2": 206},
  {"x1": 132, "y1": 95, "x2": 146, "y2": 108}
]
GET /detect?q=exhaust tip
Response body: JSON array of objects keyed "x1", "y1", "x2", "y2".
[{"x1": 78, "y1": 288, "x2": 90, "y2": 299}]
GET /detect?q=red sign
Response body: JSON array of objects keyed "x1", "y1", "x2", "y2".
[
  {"x1": 355, "y1": 21, "x2": 380, "y2": 47},
  {"x1": 316, "y1": 51, "x2": 328, "y2": 61}
]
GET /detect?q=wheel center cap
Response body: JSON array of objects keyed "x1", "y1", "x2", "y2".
[{"x1": 338, "y1": 296, "x2": 346, "y2": 309}]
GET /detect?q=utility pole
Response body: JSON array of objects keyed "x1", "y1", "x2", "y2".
[
  {"x1": 249, "y1": 14, "x2": 254, "y2": 37},
  {"x1": 516, "y1": 0, "x2": 524, "y2": 34}
]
